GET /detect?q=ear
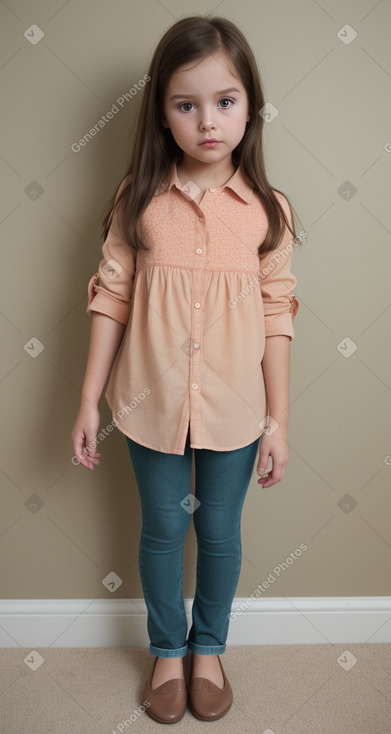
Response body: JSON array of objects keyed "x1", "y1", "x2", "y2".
[{"x1": 160, "y1": 116, "x2": 170, "y2": 129}]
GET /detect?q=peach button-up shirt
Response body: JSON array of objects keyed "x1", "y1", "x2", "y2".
[{"x1": 86, "y1": 162, "x2": 300, "y2": 455}]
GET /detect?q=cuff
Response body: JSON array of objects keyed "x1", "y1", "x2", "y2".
[
  {"x1": 264, "y1": 294, "x2": 300, "y2": 339},
  {"x1": 86, "y1": 272, "x2": 131, "y2": 325}
]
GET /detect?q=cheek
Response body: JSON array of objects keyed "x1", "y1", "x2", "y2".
[
  {"x1": 226, "y1": 115, "x2": 245, "y2": 136},
  {"x1": 171, "y1": 117, "x2": 192, "y2": 138},
  {"x1": 232, "y1": 109, "x2": 249, "y2": 133}
]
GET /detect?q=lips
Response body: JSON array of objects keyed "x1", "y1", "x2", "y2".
[{"x1": 199, "y1": 139, "x2": 220, "y2": 144}]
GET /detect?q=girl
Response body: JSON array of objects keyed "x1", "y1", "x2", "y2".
[{"x1": 71, "y1": 14, "x2": 301, "y2": 725}]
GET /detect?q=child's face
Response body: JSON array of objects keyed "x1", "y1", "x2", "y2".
[{"x1": 162, "y1": 51, "x2": 250, "y2": 169}]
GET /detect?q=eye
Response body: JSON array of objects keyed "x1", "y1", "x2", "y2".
[
  {"x1": 177, "y1": 97, "x2": 235, "y2": 112},
  {"x1": 219, "y1": 97, "x2": 234, "y2": 108},
  {"x1": 178, "y1": 102, "x2": 194, "y2": 112}
]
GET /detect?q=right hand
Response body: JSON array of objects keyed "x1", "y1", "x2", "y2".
[{"x1": 71, "y1": 399, "x2": 101, "y2": 471}]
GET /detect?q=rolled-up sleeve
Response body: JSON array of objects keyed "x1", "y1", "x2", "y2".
[
  {"x1": 86, "y1": 179, "x2": 136, "y2": 326},
  {"x1": 259, "y1": 193, "x2": 300, "y2": 340}
]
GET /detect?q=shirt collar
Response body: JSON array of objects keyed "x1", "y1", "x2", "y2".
[{"x1": 154, "y1": 161, "x2": 253, "y2": 204}]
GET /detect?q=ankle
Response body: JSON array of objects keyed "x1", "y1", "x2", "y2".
[{"x1": 155, "y1": 656, "x2": 184, "y2": 670}]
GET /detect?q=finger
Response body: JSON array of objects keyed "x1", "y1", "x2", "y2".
[
  {"x1": 72, "y1": 433, "x2": 100, "y2": 469},
  {"x1": 257, "y1": 464, "x2": 285, "y2": 486},
  {"x1": 72, "y1": 433, "x2": 87, "y2": 465},
  {"x1": 78, "y1": 452, "x2": 101, "y2": 471},
  {"x1": 258, "y1": 477, "x2": 276, "y2": 488},
  {"x1": 84, "y1": 444, "x2": 101, "y2": 459},
  {"x1": 84, "y1": 432, "x2": 97, "y2": 456},
  {"x1": 83, "y1": 446, "x2": 101, "y2": 466},
  {"x1": 257, "y1": 466, "x2": 279, "y2": 487},
  {"x1": 270, "y1": 462, "x2": 286, "y2": 483},
  {"x1": 257, "y1": 452, "x2": 270, "y2": 476}
]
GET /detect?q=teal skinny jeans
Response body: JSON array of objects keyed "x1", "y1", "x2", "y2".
[{"x1": 125, "y1": 427, "x2": 260, "y2": 658}]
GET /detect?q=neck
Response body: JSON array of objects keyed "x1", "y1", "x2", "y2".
[{"x1": 176, "y1": 155, "x2": 236, "y2": 190}]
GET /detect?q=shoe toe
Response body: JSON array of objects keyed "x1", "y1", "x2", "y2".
[
  {"x1": 188, "y1": 656, "x2": 233, "y2": 721},
  {"x1": 142, "y1": 659, "x2": 187, "y2": 724}
]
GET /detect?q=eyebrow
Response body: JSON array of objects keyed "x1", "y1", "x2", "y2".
[{"x1": 169, "y1": 87, "x2": 241, "y2": 101}]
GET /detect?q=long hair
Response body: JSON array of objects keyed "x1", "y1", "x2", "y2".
[{"x1": 102, "y1": 14, "x2": 303, "y2": 258}]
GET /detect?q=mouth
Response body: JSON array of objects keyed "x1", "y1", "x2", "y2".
[{"x1": 199, "y1": 139, "x2": 220, "y2": 146}]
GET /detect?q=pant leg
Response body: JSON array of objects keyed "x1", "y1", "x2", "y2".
[
  {"x1": 125, "y1": 429, "x2": 192, "y2": 658},
  {"x1": 187, "y1": 436, "x2": 260, "y2": 655}
]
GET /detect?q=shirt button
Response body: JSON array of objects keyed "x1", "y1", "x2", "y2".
[
  {"x1": 194, "y1": 302, "x2": 201, "y2": 308},
  {"x1": 193, "y1": 342, "x2": 200, "y2": 349},
  {"x1": 195, "y1": 248, "x2": 203, "y2": 254},
  {"x1": 192, "y1": 383, "x2": 198, "y2": 389},
  {"x1": 209, "y1": 187, "x2": 215, "y2": 192}
]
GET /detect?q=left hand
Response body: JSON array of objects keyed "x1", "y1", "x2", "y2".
[{"x1": 256, "y1": 428, "x2": 290, "y2": 488}]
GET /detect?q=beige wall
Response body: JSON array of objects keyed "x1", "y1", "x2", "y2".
[{"x1": 1, "y1": 0, "x2": 390, "y2": 602}]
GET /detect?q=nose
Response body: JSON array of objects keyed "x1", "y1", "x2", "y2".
[
  {"x1": 199, "y1": 106, "x2": 217, "y2": 131},
  {"x1": 200, "y1": 119, "x2": 217, "y2": 132}
]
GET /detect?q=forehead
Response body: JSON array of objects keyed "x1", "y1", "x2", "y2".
[{"x1": 166, "y1": 51, "x2": 242, "y2": 91}]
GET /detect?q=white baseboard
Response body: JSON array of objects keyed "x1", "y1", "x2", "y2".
[{"x1": 0, "y1": 597, "x2": 390, "y2": 648}]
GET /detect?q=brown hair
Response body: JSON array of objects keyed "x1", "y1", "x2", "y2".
[{"x1": 102, "y1": 14, "x2": 304, "y2": 258}]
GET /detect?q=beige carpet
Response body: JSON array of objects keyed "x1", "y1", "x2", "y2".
[{"x1": 1, "y1": 644, "x2": 390, "y2": 733}]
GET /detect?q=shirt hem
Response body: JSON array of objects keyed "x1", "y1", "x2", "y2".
[
  {"x1": 112, "y1": 419, "x2": 262, "y2": 455},
  {"x1": 189, "y1": 431, "x2": 263, "y2": 452}
]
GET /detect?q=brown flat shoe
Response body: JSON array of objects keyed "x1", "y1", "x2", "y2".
[
  {"x1": 142, "y1": 656, "x2": 187, "y2": 724},
  {"x1": 187, "y1": 654, "x2": 233, "y2": 721}
]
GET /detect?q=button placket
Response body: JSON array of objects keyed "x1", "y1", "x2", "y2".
[
  {"x1": 188, "y1": 210, "x2": 206, "y2": 444},
  {"x1": 189, "y1": 270, "x2": 203, "y2": 417}
]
